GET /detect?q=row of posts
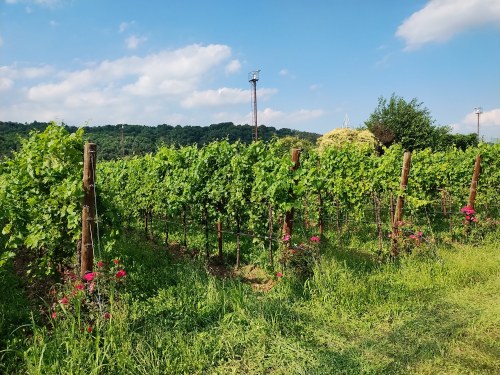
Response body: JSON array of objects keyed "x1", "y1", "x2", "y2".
[{"x1": 79, "y1": 143, "x2": 481, "y2": 277}]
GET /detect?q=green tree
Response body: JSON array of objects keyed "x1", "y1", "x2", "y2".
[{"x1": 365, "y1": 94, "x2": 438, "y2": 151}]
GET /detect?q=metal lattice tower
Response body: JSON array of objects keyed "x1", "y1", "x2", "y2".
[
  {"x1": 249, "y1": 70, "x2": 260, "y2": 141},
  {"x1": 342, "y1": 113, "x2": 351, "y2": 129},
  {"x1": 474, "y1": 107, "x2": 483, "y2": 139}
]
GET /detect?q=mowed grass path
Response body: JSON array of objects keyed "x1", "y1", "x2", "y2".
[{"x1": 2, "y1": 237, "x2": 499, "y2": 374}]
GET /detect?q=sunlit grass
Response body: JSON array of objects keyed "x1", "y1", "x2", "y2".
[{"x1": 2, "y1": 233, "x2": 499, "y2": 374}]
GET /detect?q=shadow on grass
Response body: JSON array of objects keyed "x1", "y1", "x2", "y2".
[{"x1": 319, "y1": 235, "x2": 380, "y2": 274}]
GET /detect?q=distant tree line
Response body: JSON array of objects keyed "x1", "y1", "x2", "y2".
[
  {"x1": 0, "y1": 121, "x2": 320, "y2": 160},
  {"x1": 1, "y1": 95, "x2": 480, "y2": 160}
]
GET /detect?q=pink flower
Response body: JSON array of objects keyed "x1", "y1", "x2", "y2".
[
  {"x1": 88, "y1": 282, "x2": 95, "y2": 293},
  {"x1": 409, "y1": 234, "x2": 417, "y2": 240},
  {"x1": 97, "y1": 261, "x2": 105, "y2": 268},
  {"x1": 104, "y1": 312, "x2": 111, "y2": 320},
  {"x1": 283, "y1": 234, "x2": 291, "y2": 242},
  {"x1": 397, "y1": 221, "x2": 404, "y2": 226},
  {"x1": 83, "y1": 272, "x2": 96, "y2": 282},
  {"x1": 116, "y1": 269, "x2": 126, "y2": 278},
  {"x1": 59, "y1": 296, "x2": 68, "y2": 305},
  {"x1": 461, "y1": 206, "x2": 476, "y2": 215},
  {"x1": 87, "y1": 326, "x2": 93, "y2": 333},
  {"x1": 75, "y1": 284, "x2": 84, "y2": 290},
  {"x1": 113, "y1": 259, "x2": 119, "y2": 265},
  {"x1": 310, "y1": 236, "x2": 320, "y2": 243},
  {"x1": 51, "y1": 312, "x2": 57, "y2": 319},
  {"x1": 416, "y1": 231, "x2": 423, "y2": 237},
  {"x1": 277, "y1": 272, "x2": 283, "y2": 278},
  {"x1": 50, "y1": 288, "x2": 56, "y2": 295}
]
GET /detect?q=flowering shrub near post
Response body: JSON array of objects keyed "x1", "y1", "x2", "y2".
[
  {"x1": 49, "y1": 259, "x2": 126, "y2": 332},
  {"x1": 388, "y1": 221, "x2": 428, "y2": 254},
  {"x1": 280, "y1": 235, "x2": 321, "y2": 279},
  {"x1": 461, "y1": 206, "x2": 478, "y2": 223}
]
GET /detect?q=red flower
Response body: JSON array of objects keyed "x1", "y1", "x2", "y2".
[
  {"x1": 51, "y1": 312, "x2": 57, "y2": 319},
  {"x1": 87, "y1": 326, "x2": 93, "y2": 333},
  {"x1": 75, "y1": 284, "x2": 84, "y2": 290},
  {"x1": 97, "y1": 261, "x2": 105, "y2": 268},
  {"x1": 277, "y1": 272, "x2": 283, "y2": 278},
  {"x1": 59, "y1": 296, "x2": 68, "y2": 305},
  {"x1": 461, "y1": 206, "x2": 475, "y2": 215},
  {"x1": 116, "y1": 269, "x2": 126, "y2": 278},
  {"x1": 310, "y1": 236, "x2": 320, "y2": 243},
  {"x1": 104, "y1": 312, "x2": 111, "y2": 320},
  {"x1": 83, "y1": 272, "x2": 96, "y2": 282},
  {"x1": 113, "y1": 259, "x2": 119, "y2": 265}
]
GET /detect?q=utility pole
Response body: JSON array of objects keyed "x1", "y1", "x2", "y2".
[
  {"x1": 249, "y1": 70, "x2": 260, "y2": 141},
  {"x1": 474, "y1": 107, "x2": 483, "y2": 139}
]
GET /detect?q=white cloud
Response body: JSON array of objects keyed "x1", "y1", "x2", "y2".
[
  {"x1": 255, "y1": 107, "x2": 326, "y2": 126},
  {"x1": 0, "y1": 44, "x2": 250, "y2": 125},
  {"x1": 396, "y1": 0, "x2": 500, "y2": 50},
  {"x1": 0, "y1": 77, "x2": 14, "y2": 91},
  {"x1": 181, "y1": 87, "x2": 277, "y2": 108},
  {"x1": 49, "y1": 20, "x2": 58, "y2": 28},
  {"x1": 119, "y1": 21, "x2": 135, "y2": 33},
  {"x1": 279, "y1": 69, "x2": 288, "y2": 76},
  {"x1": 34, "y1": 0, "x2": 60, "y2": 6},
  {"x1": 125, "y1": 35, "x2": 147, "y2": 50},
  {"x1": 225, "y1": 59, "x2": 241, "y2": 74}
]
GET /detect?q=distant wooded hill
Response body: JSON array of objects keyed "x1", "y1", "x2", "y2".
[{"x1": 0, "y1": 121, "x2": 321, "y2": 160}]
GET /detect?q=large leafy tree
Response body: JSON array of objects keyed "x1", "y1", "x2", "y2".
[{"x1": 365, "y1": 94, "x2": 439, "y2": 151}]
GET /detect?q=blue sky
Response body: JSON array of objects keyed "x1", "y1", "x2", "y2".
[{"x1": 1, "y1": 0, "x2": 499, "y2": 140}]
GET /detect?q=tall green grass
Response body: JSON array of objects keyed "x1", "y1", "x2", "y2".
[{"x1": 2, "y1": 234, "x2": 499, "y2": 374}]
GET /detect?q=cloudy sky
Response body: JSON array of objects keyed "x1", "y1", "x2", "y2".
[{"x1": 1, "y1": 0, "x2": 499, "y2": 140}]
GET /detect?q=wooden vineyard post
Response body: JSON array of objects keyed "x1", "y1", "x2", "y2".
[
  {"x1": 217, "y1": 205, "x2": 223, "y2": 261},
  {"x1": 268, "y1": 204, "x2": 274, "y2": 268},
  {"x1": 390, "y1": 151, "x2": 412, "y2": 256},
  {"x1": 467, "y1": 155, "x2": 481, "y2": 211},
  {"x1": 81, "y1": 143, "x2": 97, "y2": 278},
  {"x1": 236, "y1": 216, "x2": 241, "y2": 269},
  {"x1": 372, "y1": 191, "x2": 383, "y2": 257},
  {"x1": 282, "y1": 148, "x2": 301, "y2": 239},
  {"x1": 465, "y1": 155, "x2": 481, "y2": 234},
  {"x1": 318, "y1": 193, "x2": 324, "y2": 236}
]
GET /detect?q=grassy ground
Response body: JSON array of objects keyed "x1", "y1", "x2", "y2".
[{"x1": 1, "y1": 235, "x2": 499, "y2": 374}]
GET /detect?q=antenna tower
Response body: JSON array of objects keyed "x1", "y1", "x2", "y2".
[
  {"x1": 474, "y1": 107, "x2": 483, "y2": 139},
  {"x1": 249, "y1": 70, "x2": 260, "y2": 141},
  {"x1": 342, "y1": 113, "x2": 351, "y2": 129},
  {"x1": 120, "y1": 124, "x2": 124, "y2": 157}
]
